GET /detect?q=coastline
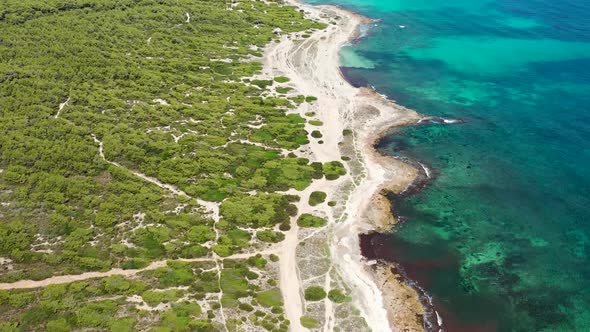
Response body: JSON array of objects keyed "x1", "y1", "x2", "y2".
[{"x1": 266, "y1": 1, "x2": 431, "y2": 330}]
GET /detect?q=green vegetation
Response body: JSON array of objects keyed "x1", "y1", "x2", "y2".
[
  {"x1": 0, "y1": 0, "x2": 329, "y2": 284},
  {"x1": 305, "y1": 96, "x2": 318, "y2": 103},
  {"x1": 297, "y1": 214, "x2": 327, "y2": 228},
  {"x1": 304, "y1": 286, "x2": 327, "y2": 301},
  {"x1": 311, "y1": 130, "x2": 323, "y2": 138},
  {"x1": 220, "y1": 266, "x2": 250, "y2": 307},
  {"x1": 251, "y1": 79, "x2": 274, "y2": 89},
  {"x1": 328, "y1": 201, "x2": 337, "y2": 207},
  {"x1": 274, "y1": 76, "x2": 291, "y2": 83},
  {"x1": 220, "y1": 193, "x2": 292, "y2": 228},
  {"x1": 0, "y1": 259, "x2": 291, "y2": 331},
  {"x1": 275, "y1": 87, "x2": 293, "y2": 94},
  {"x1": 142, "y1": 289, "x2": 185, "y2": 305},
  {"x1": 323, "y1": 161, "x2": 347, "y2": 180},
  {"x1": 309, "y1": 120, "x2": 324, "y2": 126},
  {"x1": 256, "y1": 230, "x2": 285, "y2": 243},
  {"x1": 308, "y1": 191, "x2": 327, "y2": 206},
  {"x1": 0, "y1": 0, "x2": 347, "y2": 329},
  {"x1": 256, "y1": 288, "x2": 283, "y2": 307},
  {"x1": 328, "y1": 289, "x2": 349, "y2": 303},
  {"x1": 300, "y1": 316, "x2": 319, "y2": 329},
  {"x1": 304, "y1": 112, "x2": 316, "y2": 117}
]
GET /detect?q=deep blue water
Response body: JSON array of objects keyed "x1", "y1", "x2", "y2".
[{"x1": 307, "y1": 0, "x2": 590, "y2": 330}]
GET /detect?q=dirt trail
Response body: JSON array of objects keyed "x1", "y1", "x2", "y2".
[
  {"x1": 0, "y1": 251, "x2": 276, "y2": 291},
  {"x1": 54, "y1": 96, "x2": 70, "y2": 118}
]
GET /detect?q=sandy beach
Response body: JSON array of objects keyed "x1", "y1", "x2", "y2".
[{"x1": 262, "y1": 1, "x2": 429, "y2": 331}]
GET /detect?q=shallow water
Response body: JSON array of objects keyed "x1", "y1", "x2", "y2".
[{"x1": 308, "y1": 0, "x2": 590, "y2": 330}]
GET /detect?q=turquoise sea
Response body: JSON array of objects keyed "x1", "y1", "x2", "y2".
[{"x1": 307, "y1": 0, "x2": 590, "y2": 330}]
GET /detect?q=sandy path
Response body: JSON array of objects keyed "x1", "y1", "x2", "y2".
[
  {"x1": 54, "y1": 96, "x2": 70, "y2": 118},
  {"x1": 0, "y1": 251, "x2": 276, "y2": 291}
]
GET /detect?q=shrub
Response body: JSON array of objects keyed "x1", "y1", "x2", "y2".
[
  {"x1": 46, "y1": 318, "x2": 72, "y2": 332},
  {"x1": 256, "y1": 230, "x2": 285, "y2": 243},
  {"x1": 343, "y1": 129, "x2": 353, "y2": 136},
  {"x1": 310, "y1": 130, "x2": 322, "y2": 138},
  {"x1": 274, "y1": 76, "x2": 290, "y2": 83},
  {"x1": 328, "y1": 201, "x2": 337, "y2": 207},
  {"x1": 239, "y1": 302, "x2": 254, "y2": 312},
  {"x1": 251, "y1": 79, "x2": 273, "y2": 89},
  {"x1": 142, "y1": 290, "x2": 184, "y2": 305},
  {"x1": 257, "y1": 288, "x2": 283, "y2": 307},
  {"x1": 300, "y1": 316, "x2": 318, "y2": 328},
  {"x1": 213, "y1": 244, "x2": 233, "y2": 256},
  {"x1": 305, "y1": 96, "x2": 318, "y2": 102},
  {"x1": 269, "y1": 254, "x2": 279, "y2": 262},
  {"x1": 246, "y1": 271, "x2": 259, "y2": 280},
  {"x1": 308, "y1": 120, "x2": 323, "y2": 126},
  {"x1": 304, "y1": 286, "x2": 326, "y2": 301},
  {"x1": 304, "y1": 112, "x2": 316, "y2": 117},
  {"x1": 323, "y1": 161, "x2": 347, "y2": 180},
  {"x1": 297, "y1": 214, "x2": 327, "y2": 228},
  {"x1": 247, "y1": 255, "x2": 267, "y2": 268},
  {"x1": 279, "y1": 221, "x2": 291, "y2": 231},
  {"x1": 308, "y1": 191, "x2": 327, "y2": 206},
  {"x1": 285, "y1": 195, "x2": 301, "y2": 202},
  {"x1": 276, "y1": 87, "x2": 293, "y2": 94},
  {"x1": 328, "y1": 289, "x2": 348, "y2": 303},
  {"x1": 286, "y1": 204, "x2": 298, "y2": 216}
]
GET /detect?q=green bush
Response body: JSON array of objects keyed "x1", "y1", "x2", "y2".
[
  {"x1": 256, "y1": 288, "x2": 283, "y2": 307},
  {"x1": 142, "y1": 290, "x2": 184, "y2": 306},
  {"x1": 276, "y1": 87, "x2": 293, "y2": 94},
  {"x1": 239, "y1": 302, "x2": 254, "y2": 312},
  {"x1": 251, "y1": 79, "x2": 274, "y2": 89},
  {"x1": 305, "y1": 96, "x2": 318, "y2": 103},
  {"x1": 220, "y1": 193, "x2": 292, "y2": 228},
  {"x1": 297, "y1": 214, "x2": 327, "y2": 228},
  {"x1": 310, "y1": 162, "x2": 324, "y2": 179},
  {"x1": 308, "y1": 120, "x2": 323, "y2": 126},
  {"x1": 279, "y1": 221, "x2": 291, "y2": 231},
  {"x1": 308, "y1": 191, "x2": 327, "y2": 206},
  {"x1": 274, "y1": 76, "x2": 290, "y2": 83},
  {"x1": 300, "y1": 316, "x2": 318, "y2": 329},
  {"x1": 247, "y1": 255, "x2": 267, "y2": 269},
  {"x1": 46, "y1": 318, "x2": 71, "y2": 332},
  {"x1": 256, "y1": 230, "x2": 285, "y2": 243},
  {"x1": 328, "y1": 289, "x2": 348, "y2": 303},
  {"x1": 304, "y1": 286, "x2": 326, "y2": 301},
  {"x1": 311, "y1": 130, "x2": 323, "y2": 138},
  {"x1": 323, "y1": 161, "x2": 347, "y2": 180}
]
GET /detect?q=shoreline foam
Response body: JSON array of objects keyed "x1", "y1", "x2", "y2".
[{"x1": 269, "y1": 1, "x2": 432, "y2": 330}]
